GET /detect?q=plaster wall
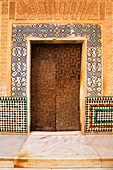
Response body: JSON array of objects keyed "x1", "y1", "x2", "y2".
[{"x1": 0, "y1": 0, "x2": 113, "y2": 96}]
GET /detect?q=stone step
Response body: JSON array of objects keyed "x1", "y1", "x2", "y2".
[
  {"x1": 0, "y1": 134, "x2": 113, "y2": 169},
  {"x1": 13, "y1": 158, "x2": 102, "y2": 168},
  {"x1": 0, "y1": 168, "x2": 112, "y2": 170},
  {"x1": 13, "y1": 134, "x2": 113, "y2": 168}
]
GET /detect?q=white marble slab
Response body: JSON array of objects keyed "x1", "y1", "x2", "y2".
[
  {"x1": 85, "y1": 135, "x2": 113, "y2": 158},
  {"x1": 0, "y1": 168, "x2": 112, "y2": 169},
  {"x1": 0, "y1": 160, "x2": 13, "y2": 168},
  {"x1": 52, "y1": 169, "x2": 113, "y2": 170},
  {"x1": 0, "y1": 168, "x2": 112, "y2": 170},
  {"x1": 17, "y1": 134, "x2": 100, "y2": 159},
  {"x1": 14, "y1": 134, "x2": 102, "y2": 168},
  {"x1": 85, "y1": 135, "x2": 113, "y2": 168},
  {"x1": 30, "y1": 131, "x2": 81, "y2": 136},
  {"x1": 0, "y1": 134, "x2": 113, "y2": 168},
  {"x1": 0, "y1": 135, "x2": 28, "y2": 158}
]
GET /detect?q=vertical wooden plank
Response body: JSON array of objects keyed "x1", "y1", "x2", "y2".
[
  {"x1": 56, "y1": 44, "x2": 81, "y2": 131},
  {"x1": 31, "y1": 44, "x2": 56, "y2": 131}
]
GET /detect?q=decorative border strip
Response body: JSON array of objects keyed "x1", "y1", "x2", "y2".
[{"x1": 11, "y1": 23, "x2": 102, "y2": 97}]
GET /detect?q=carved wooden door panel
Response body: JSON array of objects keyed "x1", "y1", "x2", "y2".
[
  {"x1": 31, "y1": 44, "x2": 82, "y2": 131},
  {"x1": 31, "y1": 44, "x2": 56, "y2": 131},
  {"x1": 55, "y1": 44, "x2": 81, "y2": 131}
]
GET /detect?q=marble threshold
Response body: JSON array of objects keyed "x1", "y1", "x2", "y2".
[
  {"x1": 30, "y1": 131, "x2": 82, "y2": 136},
  {"x1": 0, "y1": 133, "x2": 113, "y2": 168}
]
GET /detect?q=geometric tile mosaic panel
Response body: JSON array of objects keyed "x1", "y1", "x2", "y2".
[
  {"x1": 85, "y1": 97, "x2": 113, "y2": 133},
  {"x1": 0, "y1": 97, "x2": 27, "y2": 133},
  {"x1": 12, "y1": 23, "x2": 102, "y2": 97}
]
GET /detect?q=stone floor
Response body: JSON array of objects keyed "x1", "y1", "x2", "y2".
[
  {"x1": 0, "y1": 168, "x2": 113, "y2": 170},
  {"x1": 0, "y1": 132, "x2": 113, "y2": 168},
  {"x1": 0, "y1": 168, "x2": 112, "y2": 170}
]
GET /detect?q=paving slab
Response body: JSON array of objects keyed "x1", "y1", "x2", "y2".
[
  {"x1": 0, "y1": 135, "x2": 28, "y2": 167},
  {"x1": 0, "y1": 135, "x2": 28, "y2": 158},
  {"x1": 85, "y1": 135, "x2": 113, "y2": 158},
  {"x1": 0, "y1": 134, "x2": 113, "y2": 168},
  {"x1": 14, "y1": 134, "x2": 101, "y2": 168},
  {"x1": 85, "y1": 135, "x2": 113, "y2": 167},
  {"x1": 0, "y1": 168, "x2": 112, "y2": 170}
]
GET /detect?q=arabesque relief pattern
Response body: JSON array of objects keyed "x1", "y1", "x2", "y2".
[
  {"x1": 55, "y1": 44, "x2": 81, "y2": 131},
  {"x1": 31, "y1": 44, "x2": 81, "y2": 131},
  {"x1": 31, "y1": 44, "x2": 56, "y2": 131},
  {"x1": 10, "y1": 0, "x2": 104, "y2": 20}
]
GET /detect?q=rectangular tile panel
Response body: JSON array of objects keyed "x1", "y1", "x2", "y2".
[
  {"x1": 85, "y1": 97, "x2": 113, "y2": 133},
  {"x1": 0, "y1": 97, "x2": 27, "y2": 133}
]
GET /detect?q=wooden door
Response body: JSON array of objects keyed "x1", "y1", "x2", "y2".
[
  {"x1": 31, "y1": 43, "x2": 82, "y2": 131},
  {"x1": 31, "y1": 44, "x2": 56, "y2": 131}
]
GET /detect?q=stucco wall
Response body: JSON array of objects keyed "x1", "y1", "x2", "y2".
[{"x1": 0, "y1": 0, "x2": 113, "y2": 96}]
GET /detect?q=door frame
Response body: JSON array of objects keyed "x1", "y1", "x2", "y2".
[{"x1": 27, "y1": 37, "x2": 87, "y2": 135}]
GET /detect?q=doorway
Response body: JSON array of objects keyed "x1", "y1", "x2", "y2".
[{"x1": 31, "y1": 43, "x2": 82, "y2": 131}]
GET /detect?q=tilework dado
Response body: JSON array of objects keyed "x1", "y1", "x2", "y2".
[
  {"x1": 11, "y1": 23, "x2": 102, "y2": 97},
  {"x1": 0, "y1": 97, "x2": 27, "y2": 133},
  {"x1": 85, "y1": 97, "x2": 113, "y2": 133}
]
